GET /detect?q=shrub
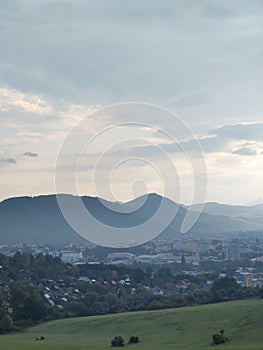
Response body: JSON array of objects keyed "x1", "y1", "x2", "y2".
[
  {"x1": 111, "y1": 335, "x2": 125, "y2": 347},
  {"x1": 212, "y1": 330, "x2": 229, "y2": 345},
  {"x1": 36, "y1": 336, "x2": 45, "y2": 341},
  {"x1": 128, "y1": 336, "x2": 140, "y2": 344}
]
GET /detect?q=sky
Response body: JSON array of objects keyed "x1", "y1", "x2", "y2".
[{"x1": 0, "y1": 0, "x2": 263, "y2": 205}]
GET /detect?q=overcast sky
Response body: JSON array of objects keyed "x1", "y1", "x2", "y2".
[{"x1": 1, "y1": 0, "x2": 263, "y2": 205}]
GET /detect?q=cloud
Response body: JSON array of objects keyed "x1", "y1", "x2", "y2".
[
  {"x1": 214, "y1": 123, "x2": 263, "y2": 142},
  {"x1": 1, "y1": 1, "x2": 263, "y2": 205},
  {"x1": 232, "y1": 147, "x2": 258, "y2": 156},
  {"x1": 1, "y1": 158, "x2": 17, "y2": 164},
  {"x1": 117, "y1": 135, "x2": 228, "y2": 157},
  {"x1": 23, "y1": 152, "x2": 38, "y2": 158},
  {"x1": 1, "y1": 0, "x2": 263, "y2": 122},
  {"x1": 0, "y1": 87, "x2": 99, "y2": 152},
  {"x1": 0, "y1": 87, "x2": 54, "y2": 115},
  {"x1": 110, "y1": 123, "x2": 263, "y2": 160}
]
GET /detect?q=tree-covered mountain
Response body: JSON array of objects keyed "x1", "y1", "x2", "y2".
[
  {"x1": 0, "y1": 193, "x2": 262, "y2": 245},
  {"x1": 193, "y1": 202, "x2": 263, "y2": 225}
]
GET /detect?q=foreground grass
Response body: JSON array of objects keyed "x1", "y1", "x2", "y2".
[{"x1": 1, "y1": 299, "x2": 263, "y2": 349}]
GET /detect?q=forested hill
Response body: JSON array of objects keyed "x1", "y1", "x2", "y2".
[{"x1": 0, "y1": 193, "x2": 262, "y2": 244}]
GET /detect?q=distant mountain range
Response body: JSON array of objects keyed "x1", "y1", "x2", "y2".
[
  {"x1": 0, "y1": 193, "x2": 262, "y2": 245},
  {"x1": 195, "y1": 202, "x2": 263, "y2": 225}
]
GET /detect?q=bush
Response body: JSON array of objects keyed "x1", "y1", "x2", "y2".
[
  {"x1": 36, "y1": 336, "x2": 45, "y2": 341},
  {"x1": 128, "y1": 336, "x2": 140, "y2": 344},
  {"x1": 111, "y1": 335, "x2": 125, "y2": 347},
  {"x1": 212, "y1": 330, "x2": 229, "y2": 345}
]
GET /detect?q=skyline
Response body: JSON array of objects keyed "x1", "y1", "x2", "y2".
[{"x1": 1, "y1": 1, "x2": 263, "y2": 205}]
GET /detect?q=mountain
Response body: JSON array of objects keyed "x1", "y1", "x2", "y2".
[
  {"x1": 125, "y1": 194, "x2": 263, "y2": 238},
  {"x1": 193, "y1": 202, "x2": 263, "y2": 226},
  {"x1": 0, "y1": 194, "x2": 262, "y2": 245}
]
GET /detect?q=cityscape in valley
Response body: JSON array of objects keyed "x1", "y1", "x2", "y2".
[
  {"x1": 0, "y1": 193, "x2": 263, "y2": 341},
  {"x1": 2, "y1": 233, "x2": 263, "y2": 289}
]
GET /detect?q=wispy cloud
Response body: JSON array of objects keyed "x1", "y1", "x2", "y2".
[{"x1": 1, "y1": 158, "x2": 17, "y2": 164}]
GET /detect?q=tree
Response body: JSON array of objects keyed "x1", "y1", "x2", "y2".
[
  {"x1": 105, "y1": 294, "x2": 120, "y2": 313},
  {"x1": 66, "y1": 301, "x2": 87, "y2": 317},
  {"x1": 132, "y1": 268, "x2": 145, "y2": 283},
  {"x1": 212, "y1": 277, "x2": 239, "y2": 293},
  {"x1": 210, "y1": 290, "x2": 223, "y2": 303},
  {"x1": 22, "y1": 292, "x2": 48, "y2": 321},
  {"x1": 9, "y1": 281, "x2": 48, "y2": 321},
  {"x1": 157, "y1": 267, "x2": 172, "y2": 280},
  {"x1": 0, "y1": 314, "x2": 13, "y2": 333}
]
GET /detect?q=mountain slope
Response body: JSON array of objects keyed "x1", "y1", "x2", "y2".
[
  {"x1": 0, "y1": 194, "x2": 262, "y2": 245},
  {"x1": 193, "y1": 202, "x2": 263, "y2": 226}
]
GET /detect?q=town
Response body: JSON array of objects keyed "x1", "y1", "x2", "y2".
[
  {"x1": 0, "y1": 237, "x2": 263, "y2": 335},
  {"x1": 1, "y1": 236, "x2": 263, "y2": 288}
]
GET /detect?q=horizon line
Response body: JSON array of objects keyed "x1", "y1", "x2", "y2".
[{"x1": 0, "y1": 192, "x2": 262, "y2": 208}]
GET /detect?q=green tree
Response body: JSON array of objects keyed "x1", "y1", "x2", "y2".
[
  {"x1": 212, "y1": 276, "x2": 240, "y2": 293},
  {"x1": 66, "y1": 301, "x2": 87, "y2": 317},
  {"x1": 132, "y1": 268, "x2": 145, "y2": 283},
  {"x1": 0, "y1": 314, "x2": 13, "y2": 333},
  {"x1": 211, "y1": 290, "x2": 223, "y2": 303},
  {"x1": 9, "y1": 281, "x2": 48, "y2": 321},
  {"x1": 157, "y1": 266, "x2": 172, "y2": 280},
  {"x1": 22, "y1": 292, "x2": 48, "y2": 321}
]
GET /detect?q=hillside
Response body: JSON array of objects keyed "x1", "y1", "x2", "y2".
[
  {"x1": 194, "y1": 202, "x2": 263, "y2": 225},
  {"x1": 1, "y1": 299, "x2": 263, "y2": 349},
  {"x1": 0, "y1": 194, "x2": 262, "y2": 244}
]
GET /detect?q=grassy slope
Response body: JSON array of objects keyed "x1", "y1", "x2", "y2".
[{"x1": 1, "y1": 299, "x2": 263, "y2": 350}]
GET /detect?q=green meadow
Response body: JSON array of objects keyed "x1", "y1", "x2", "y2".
[{"x1": 1, "y1": 299, "x2": 263, "y2": 350}]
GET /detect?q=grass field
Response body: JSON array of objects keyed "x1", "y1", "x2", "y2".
[{"x1": 1, "y1": 299, "x2": 263, "y2": 349}]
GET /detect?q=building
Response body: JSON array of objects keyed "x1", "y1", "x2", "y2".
[
  {"x1": 107, "y1": 252, "x2": 136, "y2": 261},
  {"x1": 222, "y1": 240, "x2": 240, "y2": 260},
  {"x1": 60, "y1": 251, "x2": 83, "y2": 263}
]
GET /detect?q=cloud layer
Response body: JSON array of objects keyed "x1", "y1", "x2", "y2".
[{"x1": 0, "y1": 1, "x2": 263, "y2": 205}]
